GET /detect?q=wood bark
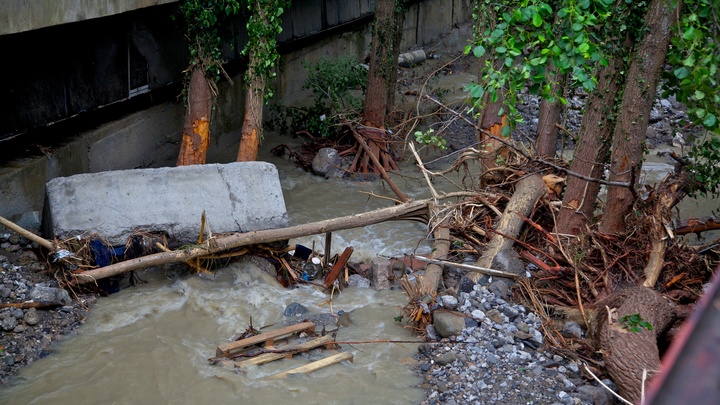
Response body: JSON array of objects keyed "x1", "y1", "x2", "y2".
[
  {"x1": 477, "y1": 89, "x2": 507, "y2": 184},
  {"x1": 420, "y1": 213, "x2": 450, "y2": 295},
  {"x1": 468, "y1": 175, "x2": 545, "y2": 283},
  {"x1": 237, "y1": 48, "x2": 267, "y2": 162},
  {"x1": 597, "y1": 287, "x2": 676, "y2": 404},
  {"x1": 70, "y1": 200, "x2": 430, "y2": 285},
  {"x1": 363, "y1": 0, "x2": 395, "y2": 128},
  {"x1": 535, "y1": 67, "x2": 566, "y2": 158},
  {"x1": 643, "y1": 173, "x2": 687, "y2": 288},
  {"x1": 556, "y1": 55, "x2": 624, "y2": 235},
  {"x1": 177, "y1": 68, "x2": 213, "y2": 166},
  {"x1": 600, "y1": 0, "x2": 680, "y2": 234}
]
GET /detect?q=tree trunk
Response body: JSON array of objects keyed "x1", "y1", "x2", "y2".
[
  {"x1": 535, "y1": 68, "x2": 566, "y2": 158},
  {"x1": 556, "y1": 56, "x2": 624, "y2": 235},
  {"x1": 386, "y1": 7, "x2": 405, "y2": 113},
  {"x1": 477, "y1": 89, "x2": 508, "y2": 184},
  {"x1": 597, "y1": 286, "x2": 676, "y2": 404},
  {"x1": 237, "y1": 48, "x2": 267, "y2": 162},
  {"x1": 600, "y1": 0, "x2": 680, "y2": 234},
  {"x1": 363, "y1": 0, "x2": 395, "y2": 128},
  {"x1": 177, "y1": 68, "x2": 213, "y2": 166}
]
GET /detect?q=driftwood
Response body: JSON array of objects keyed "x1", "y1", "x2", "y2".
[
  {"x1": 0, "y1": 301, "x2": 64, "y2": 310},
  {"x1": 673, "y1": 216, "x2": 720, "y2": 235},
  {"x1": 643, "y1": 173, "x2": 687, "y2": 288},
  {"x1": 70, "y1": 199, "x2": 430, "y2": 285},
  {"x1": 420, "y1": 216, "x2": 450, "y2": 295},
  {"x1": 0, "y1": 216, "x2": 54, "y2": 250},
  {"x1": 413, "y1": 256, "x2": 520, "y2": 280},
  {"x1": 469, "y1": 174, "x2": 546, "y2": 283}
]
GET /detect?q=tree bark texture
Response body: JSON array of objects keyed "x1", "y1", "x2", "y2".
[
  {"x1": 535, "y1": 68, "x2": 566, "y2": 158},
  {"x1": 600, "y1": 0, "x2": 680, "y2": 234},
  {"x1": 70, "y1": 200, "x2": 430, "y2": 284},
  {"x1": 237, "y1": 48, "x2": 267, "y2": 162},
  {"x1": 177, "y1": 68, "x2": 213, "y2": 166},
  {"x1": 643, "y1": 173, "x2": 687, "y2": 288},
  {"x1": 477, "y1": 91, "x2": 508, "y2": 184},
  {"x1": 469, "y1": 174, "x2": 545, "y2": 283},
  {"x1": 363, "y1": 0, "x2": 396, "y2": 128},
  {"x1": 597, "y1": 287, "x2": 676, "y2": 404},
  {"x1": 556, "y1": 56, "x2": 624, "y2": 235}
]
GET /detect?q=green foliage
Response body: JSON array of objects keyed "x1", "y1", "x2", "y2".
[
  {"x1": 619, "y1": 313, "x2": 653, "y2": 333},
  {"x1": 269, "y1": 56, "x2": 367, "y2": 138},
  {"x1": 414, "y1": 128, "x2": 447, "y2": 150},
  {"x1": 177, "y1": 0, "x2": 241, "y2": 85},
  {"x1": 664, "y1": 0, "x2": 720, "y2": 133},
  {"x1": 663, "y1": 0, "x2": 720, "y2": 198},
  {"x1": 466, "y1": 0, "x2": 615, "y2": 128},
  {"x1": 243, "y1": 0, "x2": 291, "y2": 100}
]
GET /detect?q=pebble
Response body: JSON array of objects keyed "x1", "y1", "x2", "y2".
[{"x1": 418, "y1": 281, "x2": 602, "y2": 405}]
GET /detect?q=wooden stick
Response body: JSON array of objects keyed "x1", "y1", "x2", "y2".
[
  {"x1": 323, "y1": 247, "x2": 353, "y2": 288},
  {"x1": 412, "y1": 255, "x2": 520, "y2": 279},
  {"x1": 268, "y1": 351, "x2": 353, "y2": 379},
  {"x1": 232, "y1": 334, "x2": 336, "y2": 367},
  {"x1": 0, "y1": 216, "x2": 54, "y2": 250},
  {"x1": 216, "y1": 322, "x2": 315, "y2": 358},
  {"x1": 0, "y1": 301, "x2": 63, "y2": 309},
  {"x1": 70, "y1": 200, "x2": 430, "y2": 285}
]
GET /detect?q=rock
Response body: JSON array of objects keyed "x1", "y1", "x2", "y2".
[
  {"x1": 312, "y1": 148, "x2": 342, "y2": 178},
  {"x1": 28, "y1": 286, "x2": 71, "y2": 305},
  {"x1": 577, "y1": 385, "x2": 613, "y2": 405},
  {"x1": 435, "y1": 352, "x2": 457, "y2": 365},
  {"x1": 561, "y1": 321, "x2": 584, "y2": 339},
  {"x1": 23, "y1": 308, "x2": 40, "y2": 326},
  {"x1": 458, "y1": 276, "x2": 475, "y2": 293},
  {"x1": 489, "y1": 279, "x2": 510, "y2": 299},
  {"x1": 283, "y1": 302, "x2": 309, "y2": 317},
  {"x1": 371, "y1": 257, "x2": 391, "y2": 290},
  {"x1": 398, "y1": 49, "x2": 426, "y2": 68},
  {"x1": 433, "y1": 311, "x2": 466, "y2": 338},
  {"x1": 1, "y1": 317, "x2": 17, "y2": 331},
  {"x1": 465, "y1": 318, "x2": 479, "y2": 328},
  {"x1": 425, "y1": 324, "x2": 439, "y2": 341},
  {"x1": 471, "y1": 309, "x2": 486, "y2": 321},
  {"x1": 347, "y1": 274, "x2": 370, "y2": 288},
  {"x1": 486, "y1": 309, "x2": 506, "y2": 324},
  {"x1": 439, "y1": 295, "x2": 459, "y2": 308}
]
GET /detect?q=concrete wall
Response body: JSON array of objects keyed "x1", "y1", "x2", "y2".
[
  {"x1": 0, "y1": 0, "x2": 179, "y2": 35},
  {"x1": 0, "y1": 0, "x2": 474, "y2": 227}
]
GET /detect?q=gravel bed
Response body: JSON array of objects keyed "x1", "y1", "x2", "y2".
[{"x1": 415, "y1": 281, "x2": 617, "y2": 405}]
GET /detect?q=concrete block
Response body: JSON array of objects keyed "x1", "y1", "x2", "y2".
[
  {"x1": 44, "y1": 162, "x2": 289, "y2": 245},
  {"x1": 326, "y1": 0, "x2": 361, "y2": 26},
  {"x1": 291, "y1": 0, "x2": 323, "y2": 38},
  {"x1": 417, "y1": 0, "x2": 453, "y2": 46}
]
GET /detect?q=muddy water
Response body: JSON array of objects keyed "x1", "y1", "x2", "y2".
[{"x1": 0, "y1": 137, "x2": 453, "y2": 405}]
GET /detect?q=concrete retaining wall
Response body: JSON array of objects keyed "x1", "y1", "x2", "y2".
[{"x1": 0, "y1": 0, "x2": 474, "y2": 230}]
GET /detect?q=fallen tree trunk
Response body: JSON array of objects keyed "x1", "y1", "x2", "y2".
[
  {"x1": 468, "y1": 174, "x2": 546, "y2": 283},
  {"x1": 420, "y1": 214, "x2": 449, "y2": 295},
  {"x1": 70, "y1": 199, "x2": 430, "y2": 285},
  {"x1": 673, "y1": 216, "x2": 720, "y2": 235},
  {"x1": 597, "y1": 286, "x2": 676, "y2": 404}
]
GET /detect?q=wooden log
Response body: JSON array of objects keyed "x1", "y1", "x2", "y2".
[
  {"x1": 0, "y1": 216, "x2": 54, "y2": 250},
  {"x1": 268, "y1": 351, "x2": 353, "y2": 379},
  {"x1": 412, "y1": 256, "x2": 520, "y2": 279},
  {"x1": 469, "y1": 175, "x2": 545, "y2": 283},
  {"x1": 323, "y1": 247, "x2": 353, "y2": 288},
  {"x1": 420, "y1": 216, "x2": 450, "y2": 295},
  {"x1": 0, "y1": 301, "x2": 63, "y2": 310},
  {"x1": 673, "y1": 216, "x2": 720, "y2": 235},
  {"x1": 216, "y1": 322, "x2": 315, "y2": 358},
  {"x1": 351, "y1": 127, "x2": 409, "y2": 203},
  {"x1": 70, "y1": 199, "x2": 430, "y2": 285},
  {"x1": 233, "y1": 334, "x2": 336, "y2": 367}
]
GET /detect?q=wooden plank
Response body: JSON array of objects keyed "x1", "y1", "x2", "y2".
[
  {"x1": 234, "y1": 334, "x2": 336, "y2": 367},
  {"x1": 324, "y1": 246, "x2": 354, "y2": 288},
  {"x1": 216, "y1": 322, "x2": 315, "y2": 357},
  {"x1": 268, "y1": 351, "x2": 354, "y2": 379}
]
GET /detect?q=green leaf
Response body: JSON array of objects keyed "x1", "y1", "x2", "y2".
[
  {"x1": 572, "y1": 22, "x2": 583, "y2": 32},
  {"x1": 532, "y1": 13, "x2": 543, "y2": 27},
  {"x1": 496, "y1": 46, "x2": 507, "y2": 54},
  {"x1": 704, "y1": 114, "x2": 717, "y2": 127},
  {"x1": 473, "y1": 45, "x2": 486, "y2": 58},
  {"x1": 674, "y1": 67, "x2": 690, "y2": 79},
  {"x1": 695, "y1": 90, "x2": 706, "y2": 100}
]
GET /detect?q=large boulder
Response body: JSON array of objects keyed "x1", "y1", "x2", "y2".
[{"x1": 44, "y1": 162, "x2": 289, "y2": 245}]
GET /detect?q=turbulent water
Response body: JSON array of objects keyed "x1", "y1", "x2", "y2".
[{"x1": 0, "y1": 136, "x2": 444, "y2": 405}]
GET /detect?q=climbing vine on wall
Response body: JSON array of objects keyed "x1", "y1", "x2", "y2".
[
  {"x1": 243, "y1": 0, "x2": 290, "y2": 100},
  {"x1": 177, "y1": 0, "x2": 241, "y2": 93}
]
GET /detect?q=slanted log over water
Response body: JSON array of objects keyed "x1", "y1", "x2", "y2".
[
  {"x1": 70, "y1": 200, "x2": 430, "y2": 285},
  {"x1": 216, "y1": 322, "x2": 316, "y2": 358},
  {"x1": 469, "y1": 175, "x2": 545, "y2": 283},
  {"x1": 268, "y1": 351, "x2": 353, "y2": 379}
]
